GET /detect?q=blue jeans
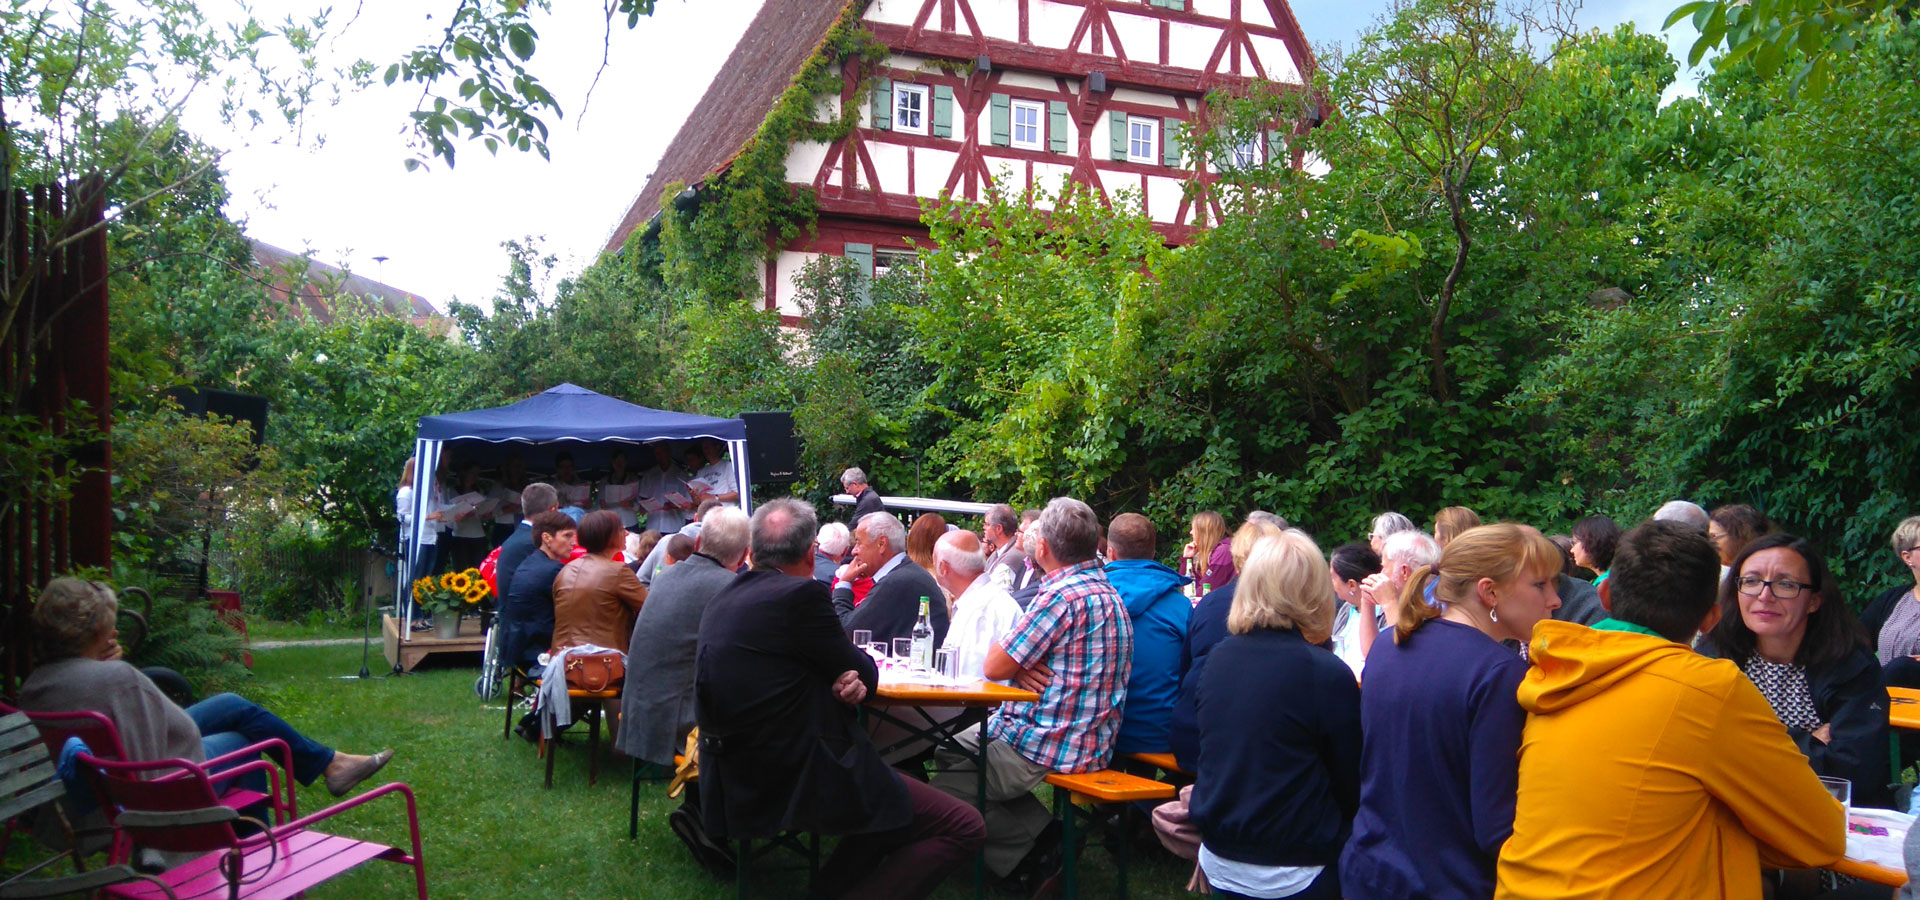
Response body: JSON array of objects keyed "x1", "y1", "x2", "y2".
[{"x1": 189, "y1": 693, "x2": 336, "y2": 787}]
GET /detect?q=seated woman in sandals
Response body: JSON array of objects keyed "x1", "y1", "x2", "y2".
[{"x1": 20, "y1": 577, "x2": 393, "y2": 797}]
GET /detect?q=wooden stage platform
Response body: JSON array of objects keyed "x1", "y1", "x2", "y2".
[{"x1": 381, "y1": 614, "x2": 484, "y2": 673}]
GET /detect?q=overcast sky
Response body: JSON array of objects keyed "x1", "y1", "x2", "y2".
[{"x1": 207, "y1": 0, "x2": 1699, "y2": 314}]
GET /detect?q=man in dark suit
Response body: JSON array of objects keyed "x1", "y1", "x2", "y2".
[
  {"x1": 843, "y1": 467, "x2": 885, "y2": 522},
  {"x1": 491, "y1": 481, "x2": 559, "y2": 607},
  {"x1": 696, "y1": 498, "x2": 983, "y2": 900},
  {"x1": 832, "y1": 512, "x2": 948, "y2": 649}
]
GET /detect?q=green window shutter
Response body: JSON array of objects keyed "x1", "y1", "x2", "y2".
[
  {"x1": 1048, "y1": 101, "x2": 1069, "y2": 153},
  {"x1": 989, "y1": 94, "x2": 1012, "y2": 147},
  {"x1": 870, "y1": 78, "x2": 892, "y2": 131},
  {"x1": 1110, "y1": 110, "x2": 1129, "y2": 160},
  {"x1": 933, "y1": 85, "x2": 955, "y2": 138},
  {"x1": 1162, "y1": 117, "x2": 1184, "y2": 167},
  {"x1": 844, "y1": 243, "x2": 874, "y2": 302},
  {"x1": 1164, "y1": 0, "x2": 1184, "y2": 9},
  {"x1": 1265, "y1": 129, "x2": 1286, "y2": 164}
]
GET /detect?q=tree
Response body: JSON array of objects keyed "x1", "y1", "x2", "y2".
[{"x1": 1665, "y1": 0, "x2": 1910, "y2": 96}]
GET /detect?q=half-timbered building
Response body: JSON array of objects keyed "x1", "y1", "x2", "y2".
[{"x1": 604, "y1": 0, "x2": 1317, "y2": 319}]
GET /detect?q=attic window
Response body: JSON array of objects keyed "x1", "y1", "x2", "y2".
[{"x1": 894, "y1": 84, "x2": 930, "y2": 135}]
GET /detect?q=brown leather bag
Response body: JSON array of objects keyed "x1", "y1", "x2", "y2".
[{"x1": 564, "y1": 652, "x2": 624, "y2": 692}]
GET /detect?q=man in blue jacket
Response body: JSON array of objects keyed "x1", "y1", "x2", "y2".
[{"x1": 1104, "y1": 513, "x2": 1191, "y2": 754}]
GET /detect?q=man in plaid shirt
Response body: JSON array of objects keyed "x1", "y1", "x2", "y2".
[{"x1": 930, "y1": 497, "x2": 1133, "y2": 888}]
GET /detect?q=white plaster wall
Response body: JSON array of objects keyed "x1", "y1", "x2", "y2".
[
  {"x1": 807, "y1": 93, "x2": 843, "y2": 124},
  {"x1": 863, "y1": 0, "x2": 919, "y2": 27},
  {"x1": 1249, "y1": 35, "x2": 1301, "y2": 85},
  {"x1": 888, "y1": 53, "x2": 930, "y2": 71},
  {"x1": 916, "y1": 147, "x2": 961, "y2": 198},
  {"x1": 1241, "y1": 0, "x2": 1277, "y2": 29},
  {"x1": 868, "y1": 142, "x2": 911, "y2": 194},
  {"x1": 1029, "y1": 0, "x2": 1082, "y2": 52},
  {"x1": 774, "y1": 250, "x2": 823, "y2": 317},
  {"x1": 1145, "y1": 174, "x2": 1186, "y2": 223},
  {"x1": 1168, "y1": 21, "x2": 1219, "y2": 71},
  {"x1": 1113, "y1": 88, "x2": 1180, "y2": 109},
  {"x1": 1108, "y1": 11, "x2": 1160, "y2": 62},
  {"x1": 1098, "y1": 168, "x2": 1139, "y2": 204},
  {"x1": 973, "y1": 0, "x2": 1020, "y2": 41},
  {"x1": 1031, "y1": 163, "x2": 1076, "y2": 205},
  {"x1": 1302, "y1": 151, "x2": 1330, "y2": 178},
  {"x1": 785, "y1": 140, "x2": 832, "y2": 185},
  {"x1": 996, "y1": 71, "x2": 1060, "y2": 93}
]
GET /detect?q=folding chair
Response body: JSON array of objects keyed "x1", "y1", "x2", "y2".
[{"x1": 79, "y1": 750, "x2": 429, "y2": 899}]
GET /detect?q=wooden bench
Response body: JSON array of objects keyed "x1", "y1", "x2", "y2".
[
  {"x1": 1125, "y1": 752, "x2": 1185, "y2": 775},
  {"x1": 542, "y1": 687, "x2": 619, "y2": 788},
  {"x1": 1044, "y1": 769, "x2": 1176, "y2": 900},
  {"x1": 643, "y1": 752, "x2": 816, "y2": 900}
]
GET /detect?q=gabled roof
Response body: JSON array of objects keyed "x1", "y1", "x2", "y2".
[
  {"x1": 251, "y1": 241, "x2": 441, "y2": 323},
  {"x1": 602, "y1": 0, "x2": 851, "y2": 255}
]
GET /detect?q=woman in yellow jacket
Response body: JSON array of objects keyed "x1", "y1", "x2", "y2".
[{"x1": 1497, "y1": 520, "x2": 1845, "y2": 900}]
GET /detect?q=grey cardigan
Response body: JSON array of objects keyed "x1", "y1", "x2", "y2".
[
  {"x1": 615, "y1": 553, "x2": 741, "y2": 765},
  {"x1": 20, "y1": 657, "x2": 203, "y2": 762}
]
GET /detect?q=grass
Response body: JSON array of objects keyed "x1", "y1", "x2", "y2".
[
  {"x1": 184, "y1": 644, "x2": 1194, "y2": 899},
  {"x1": 247, "y1": 617, "x2": 369, "y2": 644}
]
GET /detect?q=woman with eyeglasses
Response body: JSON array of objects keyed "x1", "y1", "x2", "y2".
[
  {"x1": 1700, "y1": 533, "x2": 1891, "y2": 807},
  {"x1": 1859, "y1": 517, "x2": 1920, "y2": 690}
]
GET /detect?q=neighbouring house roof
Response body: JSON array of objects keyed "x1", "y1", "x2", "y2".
[
  {"x1": 251, "y1": 240, "x2": 441, "y2": 323},
  {"x1": 602, "y1": 0, "x2": 851, "y2": 255}
]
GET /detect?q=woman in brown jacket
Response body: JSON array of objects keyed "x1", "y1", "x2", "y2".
[{"x1": 552, "y1": 510, "x2": 648, "y2": 653}]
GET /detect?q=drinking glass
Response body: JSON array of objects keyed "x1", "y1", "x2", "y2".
[
  {"x1": 892, "y1": 638, "x2": 913, "y2": 660},
  {"x1": 934, "y1": 648, "x2": 955, "y2": 680},
  {"x1": 867, "y1": 642, "x2": 889, "y2": 659},
  {"x1": 853, "y1": 629, "x2": 872, "y2": 648},
  {"x1": 1819, "y1": 775, "x2": 1852, "y2": 821}
]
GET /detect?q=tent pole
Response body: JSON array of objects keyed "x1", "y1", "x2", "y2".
[{"x1": 730, "y1": 439, "x2": 753, "y2": 515}]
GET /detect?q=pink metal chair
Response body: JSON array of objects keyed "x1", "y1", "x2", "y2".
[
  {"x1": 0, "y1": 701, "x2": 299, "y2": 866},
  {"x1": 78, "y1": 751, "x2": 428, "y2": 900}
]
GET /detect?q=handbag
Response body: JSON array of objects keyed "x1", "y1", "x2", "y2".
[{"x1": 564, "y1": 652, "x2": 625, "y2": 692}]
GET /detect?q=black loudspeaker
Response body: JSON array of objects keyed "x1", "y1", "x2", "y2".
[
  {"x1": 741, "y1": 411, "x2": 799, "y2": 484},
  {"x1": 166, "y1": 388, "x2": 269, "y2": 447}
]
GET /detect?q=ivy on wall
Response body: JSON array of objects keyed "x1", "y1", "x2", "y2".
[{"x1": 650, "y1": 1, "x2": 890, "y2": 301}]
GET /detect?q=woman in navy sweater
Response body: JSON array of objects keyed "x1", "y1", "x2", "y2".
[
  {"x1": 1338, "y1": 523, "x2": 1562, "y2": 900},
  {"x1": 1191, "y1": 529, "x2": 1361, "y2": 900}
]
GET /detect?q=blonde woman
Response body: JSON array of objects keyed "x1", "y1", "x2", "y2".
[
  {"x1": 1191, "y1": 531, "x2": 1359, "y2": 900},
  {"x1": 1430, "y1": 506, "x2": 1482, "y2": 548},
  {"x1": 1339, "y1": 524, "x2": 1562, "y2": 900},
  {"x1": 1182, "y1": 511, "x2": 1233, "y2": 595},
  {"x1": 1170, "y1": 519, "x2": 1284, "y2": 770}
]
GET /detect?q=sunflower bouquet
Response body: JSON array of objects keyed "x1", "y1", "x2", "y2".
[{"x1": 413, "y1": 568, "x2": 487, "y2": 615}]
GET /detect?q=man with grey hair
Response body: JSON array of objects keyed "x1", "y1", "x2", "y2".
[
  {"x1": 835, "y1": 512, "x2": 947, "y2": 649},
  {"x1": 931, "y1": 497, "x2": 1133, "y2": 888},
  {"x1": 1356, "y1": 530, "x2": 1444, "y2": 661},
  {"x1": 1245, "y1": 510, "x2": 1289, "y2": 530},
  {"x1": 1652, "y1": 500, "x2": 1711, "y2": 532},
  {"x1": 813, "y1": 521, "x2": 852, "y2": 584},
  {"x1": 982, "y1": 504, "x2": 1033, "y2": 594},
  {"x1": 933, "y1": 530, "x2": 1022, "y2": 680},
  {"x1": 695, "y1": 498, "x2": 986, "y2": 897},
  {"x1": 842, "y1": 466, "x2": 885, "y2": 522},
  {"x1": 616, "y1": 505, "x2": 750, "y2": 767}
]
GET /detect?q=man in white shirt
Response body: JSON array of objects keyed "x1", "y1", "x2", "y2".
[
  {"x1": 933, "y1": 530, "x2": 1021, "y2": 681},
  {"x1": 687, "y1": 439, "x2": 740, "y2": 506}
]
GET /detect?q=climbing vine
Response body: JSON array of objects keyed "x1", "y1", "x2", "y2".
[{"x1": 652, "y1": 0, "x2": 890, "y2": 301}]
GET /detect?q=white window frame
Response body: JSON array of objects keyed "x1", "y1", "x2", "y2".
[
  {"x1": 893, "y1": 84, "x2": 930, "y2": 135},
  {"x1": 1010, "y1": 99, "x2": 1044, "y2": 151},
  {"x1": 873, "y1": 249, "x2": 920, "y2": 279},
  {"x1": 1224, "y1": 133, "x2": 1261, "y2": 171},
  {"x1": 1127, "y1": 116, "x2": 1158, "y2": 165}
]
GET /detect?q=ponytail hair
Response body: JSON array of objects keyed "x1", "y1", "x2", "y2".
[{"x1": 1393, "y1": 522, "x2": 1560, "y2": 645}]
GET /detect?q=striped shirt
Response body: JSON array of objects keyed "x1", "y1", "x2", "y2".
[{"x1": 987, "y1": 559, "x2": 1133, "y2": 772}]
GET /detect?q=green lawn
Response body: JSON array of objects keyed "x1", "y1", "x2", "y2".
[{"x1": 216, "y1": 644, "x2": 1192, "y2": 899}]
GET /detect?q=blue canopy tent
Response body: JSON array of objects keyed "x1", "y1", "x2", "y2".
[{"x1": 402, "y1": 384, "x2": 751, "y2": 632}]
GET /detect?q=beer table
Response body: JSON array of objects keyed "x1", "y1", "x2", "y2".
[{"x1": 865, "y1": 677, "x2": 1040, "y2": 897}]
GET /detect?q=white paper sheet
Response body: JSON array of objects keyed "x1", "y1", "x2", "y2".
[{"x1": 1845, "y1": 807, "x2": 1913, "y2": 870}]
